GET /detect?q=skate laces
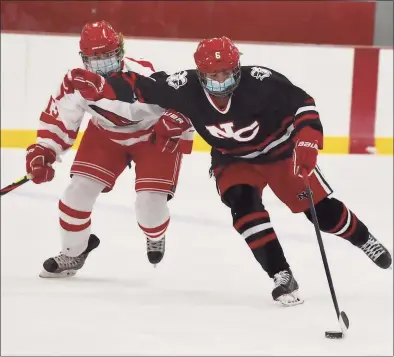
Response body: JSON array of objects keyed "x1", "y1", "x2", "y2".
[
  {"x1": 146, "y1": 237, "x2": 165, "y2": 252},
  {"x1": 273, "y1": 270, "x2": 291, "y2": 287},
  {"x1": 360, "y1": 235, "x2": 385, "y2": 261},
  {"x1": 54, "y1": 254, "x2": 83, "y2": 269}
]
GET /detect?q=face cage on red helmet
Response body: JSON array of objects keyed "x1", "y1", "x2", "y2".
[
  {"x1": 81, "y1": 46, "x2": 124, "y2": 77},
  {"x1": 196, "y1": 64, "x2": 241, "y2": 97}
]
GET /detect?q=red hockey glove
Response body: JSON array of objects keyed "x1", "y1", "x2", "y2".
[
  {"x1": 293, "y1": 127, "x2": 323, "y2": 177},
  {"x1": 68, "y1": 68, "x2": 115, "y2": 101},
  {"x1": 152, "y1": 109, "x2": 193, "y2": 154},
  {"x1": 26, "y1": 144, "x2": 57, "y2": 184}
]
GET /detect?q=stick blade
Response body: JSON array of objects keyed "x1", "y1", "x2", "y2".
[
  {"x1": 339, "y1": 311, "x2": 350, "y2": 335},
  {"x1": 324, "y1": 311, "x2": 349, "y2": 339},
  {"x1": 325, "y1": 331, "x2": 344, "y2": 339}
]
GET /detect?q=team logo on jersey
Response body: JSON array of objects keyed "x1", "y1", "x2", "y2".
[
  {"x1": 89, "y1": 105, "x2": 137, "y2": 127},
  {"x1": 166, "y1": 71, "x2": 188, "y2": 89},
  {"x1": 250, "y1": 67, "x2": 272, "y2": 81},
  {"x1": 205, "y1": 121, "x2": 259, "y2": 142}
]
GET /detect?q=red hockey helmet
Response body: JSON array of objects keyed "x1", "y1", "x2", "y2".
[
  {"x1": 79, "y1": 20, "x2": 124, "y2": 77},
  {"x1": 194, "y1": 36, "x2": 241, "y2": 96}
]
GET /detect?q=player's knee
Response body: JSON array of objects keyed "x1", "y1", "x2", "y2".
[
  {"x1": 304, "y1": 197, "x2": 341, "y2": 230},
  {"x1": 61, "y1": 175, "x2": 104, "y2": 210},
  {"x1": 135, "y1": 191, "x2": 169, "y2": 226},
  {"x1": 135, "y1": 191, "x2": 168, "y2": 210},
  {"x1": 223, "y1": 184, "x2": 264, "y2": 219}
]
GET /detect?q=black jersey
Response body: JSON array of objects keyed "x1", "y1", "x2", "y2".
[{"x1": 109, "y1": 66, "x2": 323, "y2": 168}]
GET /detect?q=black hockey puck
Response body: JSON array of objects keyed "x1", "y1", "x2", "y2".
[{"x1": 325, "y1": 331, "x2": 344, "y2": 339}]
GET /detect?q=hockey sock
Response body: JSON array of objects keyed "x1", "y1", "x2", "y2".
[
  {"x1": 59, "y1": 176, "x2": 104, "y2": 257},
  {"x1": 135, "y1": 191, "x2": 170, "y2": 240},
  {"x1": 224, "y1": 185, "x2": 290, "y2": 278},
  {"x1": 233, "y1": 210, "x2": 290, "y2": 278},
  {"x1": 304, "y1": 197, "x2": 369, "y2": 246}
]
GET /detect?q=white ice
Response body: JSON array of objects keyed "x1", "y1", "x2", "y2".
[{"x1": 1, "y1": 149, "x2": 393, "y2": 356}]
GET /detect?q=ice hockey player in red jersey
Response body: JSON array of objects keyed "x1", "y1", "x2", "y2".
[
  {"x1": 25, "y1": 21, "x2": 194, "y2": 277},
  {"x1": 87, "y1": 36, "x2": 392, "y2": 305}
]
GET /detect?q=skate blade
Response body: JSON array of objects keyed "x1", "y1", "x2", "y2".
[
  {"x1": 275, "y1": 290, "x2": 304, "y2": 307},
  {"x1": 39, "y1": 269, "x2": 78, "y2": 278}
]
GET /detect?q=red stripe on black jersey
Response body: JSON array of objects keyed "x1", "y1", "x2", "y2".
[
  {"x1": 265, "y1": 141, "x2": 293, "y2": 159},
  {"x1": 106, "y1": 73, "x2": 138, "y2": 104},
  {"x1": 119, "y1": 72, "x2": 145, "y2": 103},
  {"x1": 294, "y1": 113, "x2": 320, "y2": 129},
  {"x1": 293, "y1": 98, "x2": 323, "y2": 135}
]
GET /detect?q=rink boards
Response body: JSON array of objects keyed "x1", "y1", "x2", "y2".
[{"x1": 1, "y1": 33, "x2": 392, "y2": 155}]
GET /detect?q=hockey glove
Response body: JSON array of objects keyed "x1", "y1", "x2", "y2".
[
  {"x1": 293, "y1": 127, "x2": 323, "y2": 177},
  {"x1": 26, "y1": 144, "x2": 57, "y2": 184},
  {"x1": 152, "y1": 109, "x2": 193, "y2": 154},
  {"x1": 68, "y1": 68, "x2": 115, "y2": 101}
]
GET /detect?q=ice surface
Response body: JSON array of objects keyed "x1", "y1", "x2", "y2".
[{"x1": 1, "y1": 149, "x2": 393, "y2": 356}]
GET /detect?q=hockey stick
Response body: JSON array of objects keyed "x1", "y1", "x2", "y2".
[
  {"x1": 0, "y1": 174, "x2": 31, "y2": 196},
  {"x1": 301, "y1": 169, "x2": 350, "y2": 339}
]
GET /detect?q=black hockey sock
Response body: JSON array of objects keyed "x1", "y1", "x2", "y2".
[
  {"x1": 224, "y1": 185, "x2": 290, "y2": 278},
  {"x1": 233, "y1": 210, "x2": 290, "y2": 278},
  {"x1": 304, "y1": 197, "x2": 369, "y2": 246}
]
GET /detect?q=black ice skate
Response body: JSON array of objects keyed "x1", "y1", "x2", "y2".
[
  {"x1": 358, "y1": 233, "x2": 392, "y2": 269},
  {"x1": 272, "y1": 270, "x2": 304, "y2": 307},
  {"x1": 39, "y1": 234, "x2": 100, "y2": 278},
  {"x1": 146, "y1": 236, "x2": 165, "y2": 267}
]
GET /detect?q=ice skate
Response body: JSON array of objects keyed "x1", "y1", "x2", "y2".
[
  {"x1": 358, "y1": 233, "x2": 392, "y2": 269},
  {"x1": 39, "y1": 234, "x2": 100, "y2": 278},
  {"x1": 146, "y1": 236, "x2": 165, "y2": 267},
  {"x1": 272, "y1": 269, "x2": 304, "y2": 306}
]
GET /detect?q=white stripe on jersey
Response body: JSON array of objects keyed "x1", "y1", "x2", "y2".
[
  {"x1": 295, "y1": 105, "x2": 318, "y2": 116},
  {"x1": 235, "y1": 124, "x2": 295, "y2": 159}
]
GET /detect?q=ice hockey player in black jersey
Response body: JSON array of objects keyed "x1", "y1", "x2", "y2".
[{"x1": 77, "y1": 36, "x2": 392, "y2": 306}]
